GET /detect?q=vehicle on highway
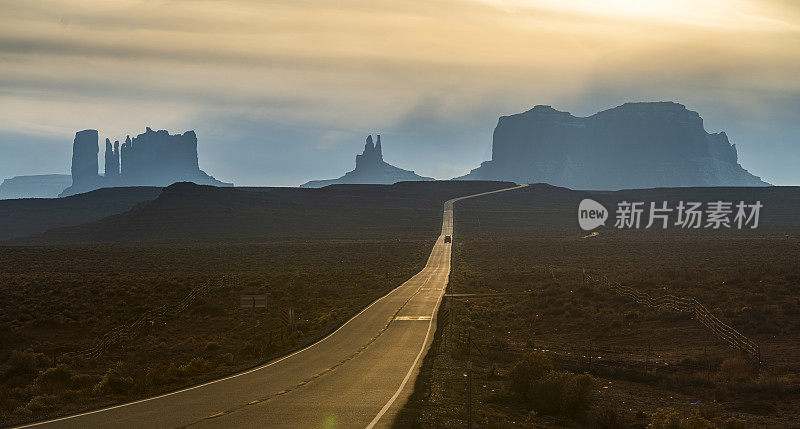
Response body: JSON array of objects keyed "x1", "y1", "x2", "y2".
[{"x1": 444, "y1": 235, "x2": 452, "y2": 243}]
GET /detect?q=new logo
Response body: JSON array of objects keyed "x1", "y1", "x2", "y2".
[{"x1": 578, "y1": 199, "x2": 608, "y2": 231}]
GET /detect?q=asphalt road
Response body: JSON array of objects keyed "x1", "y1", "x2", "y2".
[{"x1": 19, "y1": 184, "x2": 526, "y2": 429}]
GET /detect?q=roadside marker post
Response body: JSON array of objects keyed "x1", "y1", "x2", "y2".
[
  {"x1": 281, "y1": 309, "x2": 289, "y2": 343},
  {"x1": 241, "y1": 295, "x2": 267, "y2": 358},
  {"x1": 281, "y1": 309, "x2": 290, "y2": 328},
  {"x1": 282, "y1": 308, "x2": 295, "y2": 329},
  {"x1": 281, "y1": 308, "x2": 296, "y2": 343}
]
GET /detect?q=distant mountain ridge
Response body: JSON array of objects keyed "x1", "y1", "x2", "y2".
[
  {"x1": 302, "y1": 135, "x2": 433, "y2": 188},
  {"x1": 458, "y1": 102, "x2": 769, "y2": 189},
  {"x1": 0, "y1": 187, "x2": 161, "y2": 240},
  {"x1": 0, "y1": 174, "x2": 71, "y2": 199},
  {"x1": 15, "y1": 181, "x2": 513, "y2": 244}
]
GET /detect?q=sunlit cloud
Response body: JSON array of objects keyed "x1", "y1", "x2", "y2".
[
  {"x1": 473, "y1": 0, "x2": 800, "y2": 29},
  {"x1": 0, "y1": 0, "x2": 798, "y2": 185}
]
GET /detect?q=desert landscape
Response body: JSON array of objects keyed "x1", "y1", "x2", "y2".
[
  {"x1": 2, "y1": 1, "x2": 799, "y2": 427},
  {"x1": 397, "y1": 185, "x2": 800, "y2": 427}
]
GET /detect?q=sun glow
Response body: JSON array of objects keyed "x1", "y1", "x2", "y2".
[{"x1": 479, "y1": 0, "x2": 768, "y2": 28}]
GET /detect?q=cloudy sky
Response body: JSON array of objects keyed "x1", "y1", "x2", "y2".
[{"x1": 1, "y1": 0, "x2": 798, "y2": 186}]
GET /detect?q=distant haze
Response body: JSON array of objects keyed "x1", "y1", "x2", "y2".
[{"x1": 1, "y1": 0, "x2": 799, "y2": 186}]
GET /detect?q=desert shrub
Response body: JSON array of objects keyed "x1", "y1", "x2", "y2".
[
  {"x1": 178, "y1": 357, "x2": 211, "y2": 376},
  {"x1": 509, "y1": 353, "x2": 594, "y2": 418},
  {"x1": 563, "y1": 373, "x2": 596, "y2": 417},
  {"x1": 527, "y1": 371, "x2": 594, "y2": 418},
  {"x1": 0, "y1": 386, "x2": 18, "y2": 406},
  {"x1": 650, "y1": 407, "x2": 686, "y2": 429},
  {"x1": 509, "y1": 352, "x2": 554, "y2": 399},
  {"x1": 217, "y1": 353, "x2": 236, "y2": 367},
  {"x1": 24, "y1": 394, "x2": 59, "y2": 413},
  {"x1": 650, "y1": 404, "x2": 741, "y2": 429},
  {"x1": 3, "y1": 349, "x2": 49, "y2": 382},
  {"x1": 94, "y1": 362, "x2": 136, "y2": 396},
  {"x1": 34, "y1": 364, "x2": 73, "y2": 394},
  {"x1": 144, "y1": 366, "x2": 168, "y2": 389},
  {"x1": 69, "y1": 373, "x2": 97, "y2": 390},
  {"x1": 695, "y1": 402, "x2": 724, "y2": 421},
  {"x1": 592, "y1": 406, "x2": 627, "y2": 429},
  {"x1": 12, "y1": 405, "x2": 33, "y2": 417},
  {"x1": 716, "y1": 357, "x2": 751, "y2": 383}
]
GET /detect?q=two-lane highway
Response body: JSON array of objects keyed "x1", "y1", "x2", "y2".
[{"x1": 20, "y1": 184, "x2": 526, "y2": 429}]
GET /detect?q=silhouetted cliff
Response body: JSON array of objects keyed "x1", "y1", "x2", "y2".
[
  {"x1": 60, "y1": 128, "x2": 231, "y2": 196},
  {"x1": 458, "y1": 102, "x2": 769, "y2": 189},
  {"x1": 104, "y1": 138, "x2": 120, "y2": 180},
  {"x1": 64, "y1": 130, "x2": 104, "y2": 195},
  {"x1": 302, "y1": 135, "x2": 433, "y2": 188}
]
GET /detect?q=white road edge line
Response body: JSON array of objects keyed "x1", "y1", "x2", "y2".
[
  {"x1": 365, "y1": 184, "x2": 527, "y2": 429},
  {"x1": 364, "y1": 265, "x2": 447, "y2": 429},
  {"x1": 15, "y1": 265, "x2": 420, "y2": 429}
]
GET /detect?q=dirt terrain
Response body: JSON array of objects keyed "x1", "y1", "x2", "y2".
[{"x1": 397, "y1": 184, "x2": 800, "y2": 428}]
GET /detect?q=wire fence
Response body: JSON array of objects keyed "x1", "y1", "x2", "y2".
[
  {"x1": 448, "y1": 321, "x2": 746, "y2": 385},
  {"x1": 60, "y1": 274, "x2": 239, "y2": 361},
  {"x1": 582, "y1": 270, "x2": 762, "y2": 365}
]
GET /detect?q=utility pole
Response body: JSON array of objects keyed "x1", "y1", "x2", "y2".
[
  {"x1": 252, "y1": 296, "x2": 257, "y2": 358},
  {"x1": 467, "y1": 361, "x2": 473, "y2": 429},
  {"x1": 290, "y1": 308, "x2": 296, "y2": 345},
  {"x1": 240, "y1": 295, "x2": 267, "y2": 359}
]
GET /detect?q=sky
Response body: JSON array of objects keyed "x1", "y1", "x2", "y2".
[{"x1": 1, "y1": 0, "x2": 798, "y2": 186}]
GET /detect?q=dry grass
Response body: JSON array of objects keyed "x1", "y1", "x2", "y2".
[{"x1": 0, "y1": 239, "x2": 431, "y2": 425}]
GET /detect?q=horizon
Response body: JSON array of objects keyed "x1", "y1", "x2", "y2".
[{"x1": 1, "y1": 0, "x2": 799, "y2": 186}]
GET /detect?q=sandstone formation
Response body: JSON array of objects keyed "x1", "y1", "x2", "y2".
[
  {"x1": 301, "y1": 135, "x2": 433, "y2": 188},
  {"x1": 116, "y1": 127, "x2": 226, "y2": 187},
  {"x1": 457, "y1": 102, "x2": 769, "y2": 189},
  {"x1": 104, "y1": 138, "x2": 120, "y2": 180},
  {"x1": 62, "y1": 129, "x2": 103, "y2": 196},
  {"x1": 60, "y1": 128, "x2": 231, "y2": 197},
  {"x1": 0, "y1": 174, "x2": 72, "y2": 199}
]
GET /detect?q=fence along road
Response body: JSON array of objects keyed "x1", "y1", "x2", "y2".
[{"x1": 18, "y1": 184, "x2": 527, "y2": 429}]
